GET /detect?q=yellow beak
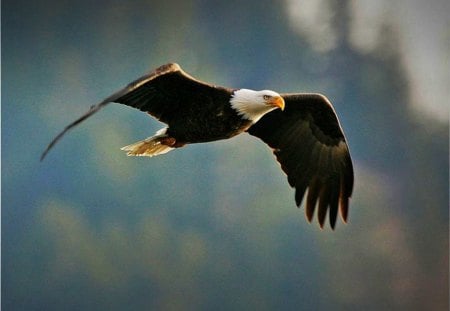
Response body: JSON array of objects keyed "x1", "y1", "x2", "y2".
[{"x1": 271, "y1": 96, "x2": 285, "y2": 111}]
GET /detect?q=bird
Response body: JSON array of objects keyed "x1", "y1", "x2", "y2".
[{"x1": 41, "y1": 63, "x2": 354, "y2": 229}]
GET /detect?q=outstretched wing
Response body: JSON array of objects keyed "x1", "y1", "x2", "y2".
[
  {"x1": 40, "y1": 63, "x2": 232, "y2": 160},
  {"x1": 113, "y1": 63, "x2": 233, "y2": 124},
  {"x1": 247, "y1": 93, "x2": 354, "y2": 229}
]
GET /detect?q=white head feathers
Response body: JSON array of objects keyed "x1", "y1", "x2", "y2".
[{"x1": 230, "y1": 89, "x2": 285, "y2": 123}]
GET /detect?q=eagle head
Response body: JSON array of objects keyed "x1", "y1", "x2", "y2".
[{"x1": 230, "y1": 89, "x2": 285, "y2": 123}]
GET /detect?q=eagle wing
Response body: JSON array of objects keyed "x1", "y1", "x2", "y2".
[
  {"x1": 247, "y1": 93, "x2": 354, "y2": 229},
  {"x1": 40, "y1": 63, "x2": 231, "y2": 160},
  {"x1": 113, "y1": 63, "x2": 232, "y2": 124}
]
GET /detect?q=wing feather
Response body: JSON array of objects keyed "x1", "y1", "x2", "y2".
[
  {"x1": 306, "y1": 177, "x2": 321, "y2": 222},
  {"x1": 247, "y1": 93, "x2": 354, "y2": 229},
  {"x1": 328, "y1": 175, "x2": 340, "y2": 229},
  {"x1": 318, "y1": 184, "x2": 330, "y2": 228},
  {"x1": 113, "y1": 64, "x2": 233, "y2": 124}
]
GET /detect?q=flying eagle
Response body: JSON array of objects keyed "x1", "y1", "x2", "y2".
[{"x1": 41, "y1": 63, "x2": 354, "y2": 229}]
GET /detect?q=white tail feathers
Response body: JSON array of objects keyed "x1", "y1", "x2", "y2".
[{"x1": 120, "y1": 129, "x2": 174, "y2": 157}]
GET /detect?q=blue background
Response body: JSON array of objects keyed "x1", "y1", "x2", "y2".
[{"x1": 3, "y1": 0, "x2": 448, "y2": 310}]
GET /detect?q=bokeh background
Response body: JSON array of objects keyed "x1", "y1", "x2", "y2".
[{"x1": 3, "y1": 0, "x2": 449, "y2": 310}]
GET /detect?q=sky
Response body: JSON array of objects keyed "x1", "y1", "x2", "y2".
[{"x1": 2, "y1": 1, "x2": 449, "y2": 310}]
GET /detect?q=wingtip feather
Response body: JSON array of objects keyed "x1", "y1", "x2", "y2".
[{"x1": 340, "y1": 197, "x2": 349, "y2": 223}]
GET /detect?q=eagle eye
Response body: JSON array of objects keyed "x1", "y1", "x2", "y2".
[{"x1": 263, "y1": 95, "x2": 271, "y2": 100}]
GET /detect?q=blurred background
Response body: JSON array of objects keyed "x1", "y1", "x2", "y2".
[{"x1": 2, "y1": 0, "x2": 449, "y2": 310}]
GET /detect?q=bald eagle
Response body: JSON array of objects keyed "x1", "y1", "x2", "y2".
[{"x1": 41, "y1": 63, "x2": 354, "y2": 229}]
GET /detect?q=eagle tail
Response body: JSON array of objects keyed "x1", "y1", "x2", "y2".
[{"x1": 120, "y1": 128, "x2": 175, "y2": 157}]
